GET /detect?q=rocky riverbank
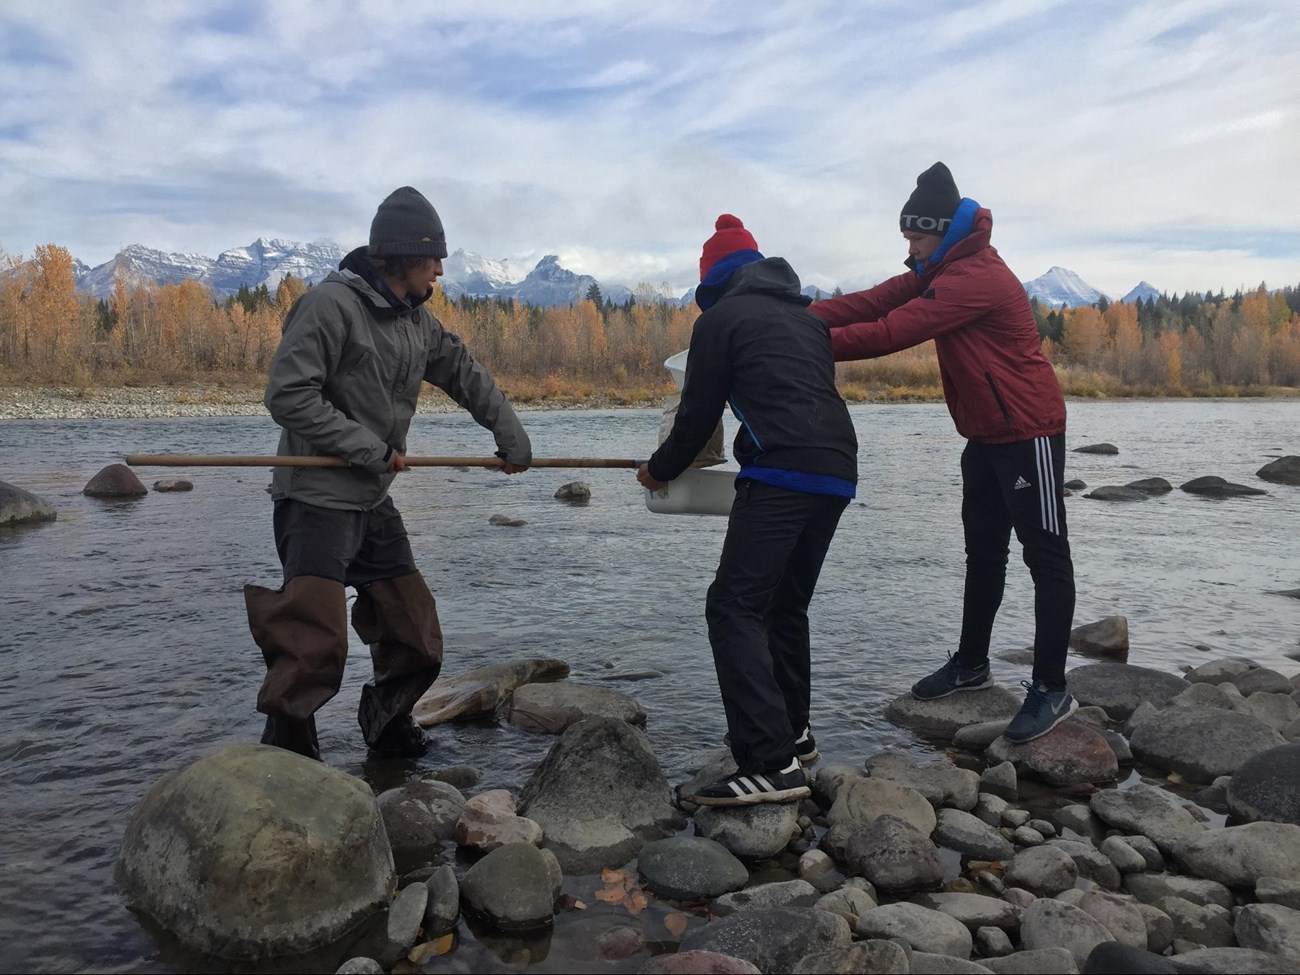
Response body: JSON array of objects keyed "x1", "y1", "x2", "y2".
[{"x1": 114, "y1": 653, "x2": 1300, "y2": 975}]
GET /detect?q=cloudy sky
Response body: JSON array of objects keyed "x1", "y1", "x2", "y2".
[{"x1": 1, "y1": 0, "x2": 1295, "y2": 298}]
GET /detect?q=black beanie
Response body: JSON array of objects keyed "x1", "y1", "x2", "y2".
[
  {"x1": 900, "y1": 162, "x2": 961, "y2": 237},
  {"x1": 368, "y1": 187, "x2": 448, "y2": 259}
]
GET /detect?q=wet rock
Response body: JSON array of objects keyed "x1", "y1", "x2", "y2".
[
  {"x1": 414, "y1": 657, "x2": 570, "y2": 725},
  {"x1": 986, "y1": 722, "x2": 1118, "y2": 787},
  {"x1": 115, "y1": 744, "x2": 393, "y2": 959},
  {"x1": 955, "y1": 720, "x2": 1012, "y2": 751},
  {"x1": 933, "y1": 809, "x2": 1016, "y2": 861},
  {"x1": 711, "y1": 879, "x2": 819, "y2": 917},
  {"x1": 153, "y1": 478, "x2": 194, "y2": 492},
  {"x1": 1074, "y1": 443, "x2": 1119, "y2": 455},
  {"x1": 518, "y1": 717, "x2": 682, "y2": 873},
  {"x1": 791, "y1": 940, "x2": 908, "y2": 975},
  {"x1": 378, "y1": 882, "x2": 429, "y2": 967},
  {"x1": 1083, "y1": 486, "x2": 1148, "y2": 501},
  {"x1": 1004, "y1": 845, "x2": 1078, "y2": 897},
  {"x1": 679, "y1": 907, "x2": 852, "y2": 973},
  {"x1": 1123, "y1": 873, "x2": 1233, "y2": 910},
  {"x1": 1234, "y1": 902, "x2": 1300, "y2": 960},
  {"x1": 376, "y1": 778, "x2": 465, "y2": 871},
  {"x1": 1186, "y1": 658, "x2": 1257, "y2": 685},
  {"x1": 0, "y1": 480, "x2": 57, "y2": 526},
  {"x1": 423, "y1": 864, "x2": 459, "y2": 938},
  {"x1": 1172, "y1": 821, "x2": 1300, "y2": 892},
  {"x1": 1131, "y1": 707, "x2": 1286, "y2": 782},
  {"x1": 597, "y1": 669, "x2": 667, "y2": 682},
  {"x1": 982, "y1": 948, "x2": 1078, "y2": 973},
  {"x1": 1179, "y1": 475, "x2": 1267, "y2": 497},
  {"x1": 980, "y1": 762, "x2": 1017, "y2": 800},
  {"x1": 427, "y1": 765, "x2": 481, "y2": 789},
  {"x1": 1046, "y1": 838, "x2": 1122, "y2": 890},
  {"x1": 1090, "y1": 783, "x2": 1202, "y2": 852},
  {"x1": 455, "y1": 789, "x2": 542, "y2": 853},
  {"x1": 1020, "y1": 898, "x2": 1113, "y2": 968},
  {"x1": 843, "y1": 814, "x2": 945, "y2": 894},
  {"x1": 1066, "y1": 663, "x2": 1190, "y2": 720},
  {"x1": 1168, "y1": 947, "x2": 1300, "y2": 973},
  {"x1": 1257, "y1": 456, "x2": 1300, "y2": 486},
  {"x1": 460, "y1": 842, "x2": 561, "y2": 931},
  {"x1": 1068, "y1": 616, "x2": 1130, "y2": 659},
  {"x1": 638, "y1": 836, "x2": 748, "y2": 900},
  {"x1": 1234, "y1": 667, "x2": 1294, "y2": 696},
  {"x1": 1099, "y1": 836, "x2": 1147, "y2": 874},
  {"x1": 507, "y1": 681, "x2": 647, "y2": 733},
  {"x1": 884, "y1": 686, "x2": 1023, "y2": 740},
  {"x1": 855, "y1": 902, "x2": 972, "y2": 957},
  {"x1": 488, "y1": 513, "x2": 527, "y2": 526},
  {"x1": 1125, "y1": 477, "x2": 1173, "y2": 495},
  {"x1": 639, "y1": 950, "x2": 761, "y2": 974},
  {"x1": 912, "y1": 892, "x2": 1022, "y2": 931},
  {"x1": 84, "y1": 463, "x2": 148, "y2": 497},
  {"x1": 694, "y1": 802, "x2": 800, "y2": 861},
  {"x1": 553, "y1": 481, "x2": 591, "y2": 502}
]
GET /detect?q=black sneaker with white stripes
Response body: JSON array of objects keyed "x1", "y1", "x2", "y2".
[{"x1": 686, "y1": 758, "x2": 811, "y2": 806}]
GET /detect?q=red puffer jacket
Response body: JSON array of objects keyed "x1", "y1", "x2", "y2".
[{"x1": 810, "y1": 209, "x2": 1066, "y2": 444}]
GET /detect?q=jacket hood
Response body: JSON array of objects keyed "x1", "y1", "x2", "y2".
[
  {"x1": 702, "y1": 257, "x2": 810, "y2": 309},
  {"x1": 333, "y1": 246, "x2": 432, "y2": 314},
  {"x1": 907, "y1": 207, "x2": 994, "y2": 276}
]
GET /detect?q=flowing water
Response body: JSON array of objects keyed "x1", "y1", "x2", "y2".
[{"x1": 1, "y1": 400, "x2": 1297, "y2": 972}]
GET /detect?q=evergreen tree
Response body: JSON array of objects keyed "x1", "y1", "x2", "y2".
[{"x1": 585, "y1": 282, "x2": 603, "y2": 306}]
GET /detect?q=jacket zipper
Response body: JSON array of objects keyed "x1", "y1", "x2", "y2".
[{"x1": 984, "y1": 371, "x2": 1014, "y2": 429}]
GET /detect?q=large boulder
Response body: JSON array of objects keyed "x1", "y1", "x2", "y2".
[
  {"x1": 1180, "y1": 475, "x2": 1267, "y2": 497},
  {"x1": 459, "y1": 842, "x2": 561, "y2": 931},
  {"x1": 1090, "y1": 784, "x2": 1203, "y2": 853},
  {"x1": 855, "y1": 903, "x2": 973, "y2": 957},
  {"x1": 1130, "y1": 707, "x2": 1286, "y2": 782},
  {"x1": 1228, "y1": 744, "x2": 1300, "y2": 825},
  {"x1": 1257, "y1": 456, "x2": 1300, "y2": 486},
  {"x1": 1065, "y1": 664, "x2": 1189, "y2": 720},
  {"x1": 637, "y1": 836, "x2": 748, "y2": 901},
  {"x1": 507, "y1": 681, "x2": 647, "y2": 733},
  {"x1": 413, "y1": 658, "x2": 570, "y2": 725},
  {"x1": 83, "y1": 463, "x2": 147, "y2": 498},
  {"x1": 843, "y1": 815, "x2": 945, "y2": 893},
  {"x1": 1171, "y1": 822, "x2": 1300, "y2": 891},
  {"x1": 517, "y1": 717, "x2": 682, "y2": 873},
  {"x1": 1124, "y1": 478, "x2": 1173, "y2": 496},
  {"x1": 884, "y1": 686, "x2": 1023, "y2": 740},
  {"x1": 115, "y1": 744, "x2": 393, "y2": 959},
  {"x1": 1234, "y1": 903, "x2": 1300, "y2": 961},
  {"x1": 1019, "y1": 898, "x2": 1113, "y2": 968},
  {"x1": 0, "y1": 479, "x2": 57, "y2": 526},
  {"x1": 986, "y1": 722, "x2": 1118, "y2": 787},
  {"x1": 680, "y1": 907, "x2": 852, "y2": 974},
  {"x1": 823, "y1": 776, "x2": 936, "y2": 858}
]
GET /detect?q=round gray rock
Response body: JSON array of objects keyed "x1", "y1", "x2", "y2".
[
  {"x1": 637, "y1": 836, "x2": 748, "y2": 901},
  {"x1": 843, "y1": 814, "x2": 944, "y2": 894},
  {"x1": 1171, "y1": 822, "x2": 1300, "y2": 891},
  {"x1": 855, "y1": 902, "x2": 973, "y2": 957},
  {"x1": 1124, "y1": 478, "x2": 1173, "y2": 495},
  {"x1": 1228, "y1": 743, "x2": 1300, "y2": 825},
  {"x1": 375, "y1": 778, "x2": 466, "y2": 871},
  {"x1": 694, "y1": 802, "x2": 800, "y2": 861},
  {"x1": 0, "y1": 479, "x2": 57, "y2": 526},
  {"x1": 1130, "y1": 707, "x2": 1286, "y2": 782},
  {"x1": 1020, "y1": 898, "x2": 1114, "y2": 968},
  {"x1": 932, "y1": 808, "x2": 1016, "y2": 861},
  {"x1": 507, "y1": 681, "x2": 647, "y2": 733},
  {"x1": 1003, "y1": 846, "x2": 1077, "y2": 897},
  {"x1": 884, "y1": 686, "x2": 1023, "y2": 740},
  {"x1": 680, "y1": 907, "x2": 852, "y2": 972},
  {"x1": 1090, "y1": 783, "x2": 1202, "y2": 853},
  {"x1": 1065, "y1": 663, "x2": 1190, "y2": 720},
  {"x1": 553, "y1": 480, "x2": 592, "y2": 501},
  {"x1": 115, "y1": 744, "x2": 393, "y2": 959},
  {"x1": 460, "y1": 841, "x2": 561, "y2": 931},
  {"x1": 1084, "y1": 486, "x2": 1148, "y2": 502}
]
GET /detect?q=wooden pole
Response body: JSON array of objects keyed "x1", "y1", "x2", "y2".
[{"x1": 125, "y1": 454, "x2": 645, "y2": 469}]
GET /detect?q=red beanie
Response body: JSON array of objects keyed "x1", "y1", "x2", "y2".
[{"x1": 699, "y1": 214, "x2": 759, "y2": 281}]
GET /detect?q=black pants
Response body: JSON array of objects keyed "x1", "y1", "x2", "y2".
[
  {"x1": 273, "y1": 496, "x2": 418, "y2": 585},
  {"x1": 955, "y1": 434, "x2": 1075, "y2": 690},
  {"x1": 706, "y1": 479, "x2": 850, "y2": 773}
]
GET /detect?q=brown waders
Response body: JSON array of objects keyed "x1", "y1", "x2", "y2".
[{"x1": 246, "y1": 571, "x2": 443, "y2": 760}]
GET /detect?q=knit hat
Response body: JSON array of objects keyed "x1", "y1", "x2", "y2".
[
  {"x1": 368, "y1": 186, "x2": 448, "y2": 259},
  {"x1": 699, "y1": 214, "x2": 760, "y2": 281},
  {"x1": 900, "y1": 162, "x2": 961, "y2": 237}
]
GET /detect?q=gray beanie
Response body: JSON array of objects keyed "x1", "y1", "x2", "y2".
[{"x1": 368, "y1": 186, "x2": 448, "y2": 259}]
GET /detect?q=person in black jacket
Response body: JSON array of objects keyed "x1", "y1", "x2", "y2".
[{"x1": 637, "y1": 215, "x2": 858, "y2": 806}]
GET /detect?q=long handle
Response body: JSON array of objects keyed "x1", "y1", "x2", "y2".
[{"x1": 125, "y1": 454, "x2": 644, "y2": 469}]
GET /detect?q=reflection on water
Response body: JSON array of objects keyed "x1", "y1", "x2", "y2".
[{"x1": 1, "y1": 401, "x2": 1297, "y2": 972}]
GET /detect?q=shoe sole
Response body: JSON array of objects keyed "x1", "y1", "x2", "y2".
[
  {"x1": 690, "y1": 785, "x2": 812, "y2": 807},
  {"x1": 1001, "y1": 704, "x2": 1075, "y2": 744},
  {"x1": 911, "y1": 675, "x2": 995, "y2": 702}
]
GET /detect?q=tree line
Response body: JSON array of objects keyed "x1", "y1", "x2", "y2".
[{"x1": 1, "y1": 244, "x2": 1297, "y2": 399}]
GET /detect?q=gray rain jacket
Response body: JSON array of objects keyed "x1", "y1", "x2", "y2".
[{"x1": 266, "y1": 249, "x2": 531, "y2": 510}]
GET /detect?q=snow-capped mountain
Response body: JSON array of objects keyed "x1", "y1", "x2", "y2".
[
  {"x1": 1121, "y1": 281, "x2": 1161, "y2": 304},
  {"x1": 438, "y1": 249, "x2": 524, "y2": 300},
  {"x1": 1022, "y1": 266, "x2": 1108, "y2": 308},
  {"x1": 75, "y1": 238, "x2": 343, "y2": 299}
]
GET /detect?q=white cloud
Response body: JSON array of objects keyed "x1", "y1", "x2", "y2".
[{"x1": 0, "y1": 0, "x2": 1295, "y2": 299}]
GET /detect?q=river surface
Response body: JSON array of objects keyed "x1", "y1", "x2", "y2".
[{"x1": 1, "y1": 400, "x2": 1297, "y2": 973}]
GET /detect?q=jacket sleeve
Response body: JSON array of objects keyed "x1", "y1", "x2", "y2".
[
  {"x1": 828, "y1": 266, "x2": 991, "y2": 361},
  {"x1": 423, "y1": 320, "x2": 532, "y2": 465},
  {"x1": 264, "y1": 292, "x2": 392, "y2": 474},
  {"x1": 647, "y1": 314, "x2": 730, "y2": 482},
  {"x1": 809, "y1": 271, "x2": 923, "y2": 328}
]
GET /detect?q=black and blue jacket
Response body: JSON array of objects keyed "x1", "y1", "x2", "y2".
[{"x1": 647, "y1": 257, "x2": 858, "y2": 495}]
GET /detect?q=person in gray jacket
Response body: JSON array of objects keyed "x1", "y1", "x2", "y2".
[{"x1": 246, "y1": 186, "x2": 532, "y2": 761}]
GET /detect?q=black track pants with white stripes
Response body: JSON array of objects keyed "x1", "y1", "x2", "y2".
[{"x1": 954, "y1": 433, "x2": 1075, "y2": 690}]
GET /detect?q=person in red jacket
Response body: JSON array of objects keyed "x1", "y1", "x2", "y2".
[{"x1": 810, "y1": 162, "x2": 1076, "y2": 743}]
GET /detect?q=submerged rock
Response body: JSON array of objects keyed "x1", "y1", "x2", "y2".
[
  {"x1": 1074, "y1": 443, "x2": 1119, "y2": 455},
  {"x1": 507, "y1": 681, "x2": 646, "y2": 733},
  {"x1": 679, "y1": 907, "x2": 852, "y2": 974},
  {"x1": 460, "y1": 842, "x2": 561, "y2": 931},
  {"x1": 1179, "y1": 475, "x2": 1267, "y2": 497},
  {"x1": 0, "y1": 479, "x2": 57, "y2": 526},
  {"x1": 553, "y1": 481, "x2": 592, "y2": 502},
  {"x1": 1084, "y1": 486, "x2": 1148, "y2": 501},
  {"x1": 1125, "y1": 477, "x2": 1173, "y2": 495},
  {"x1": 1256, "y1": 455, "x2": 1300, "y2": 486},
  {"x1": 83, "y1": 463, "x2": 147, "y2": 498},
  {"x1": 413, "y1": 657, "x2": 570, "y2": 725},
  {"x1": 1068, "y1": 616, "x2": 1129, "y2": 658}
]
